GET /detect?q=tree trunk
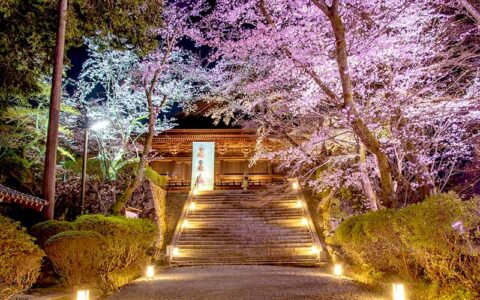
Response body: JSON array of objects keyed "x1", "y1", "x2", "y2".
[
  {"x1": 42, "y1": 0, "x2": 68, "y2": 220},
  {"x1": 358, "y1": 143, "x2": 380, "y2": 210},
  {"x1": 111, "y1": 93, "x2": 158, "y2": 215},
  {"x1": 326, "y1": 6, "x2": 396, "y2": 208}
]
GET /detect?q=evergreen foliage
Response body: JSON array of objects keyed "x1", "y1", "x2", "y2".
[
  {"x1": 336, "y1": 192, "x2": 480, "y2": 299},
  {"x1": 0, "y1": 216, "x2": 44, "y2": 299},
  {"x1": 0, "y1": 0, "x2": 164, "y2": 105},
  {"x1": 42, "y1": 215, "x2": 157, "y2": 293}
]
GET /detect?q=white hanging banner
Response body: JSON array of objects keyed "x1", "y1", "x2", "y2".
[{"x1": 191, "y1": 142, "x2": 215, "y2": 191}]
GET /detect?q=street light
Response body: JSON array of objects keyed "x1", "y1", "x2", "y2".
[{"x1": 80, "y1": 119, "x2": 109, "y2": 214}]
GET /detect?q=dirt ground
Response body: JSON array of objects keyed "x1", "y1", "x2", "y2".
[{"x1": 107, "y1": 265, "x2": 388, "y2": 300}]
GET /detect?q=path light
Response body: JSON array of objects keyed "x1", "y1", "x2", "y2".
[
  {"x1": 190, "y1": 202, "x2": 196, "y2": 210},
  {"x1": 333, "y1": 264, "x2": 343, "y2": 277},
  {"x1": 310, "y1": 245, "x2": 319, "y2": 254},
  {"x1": 146, "y1": 265, "x2": 155, "y2": 279},
  {"x1": 393, "y1": 283, "x2": 405, "y2": 300},
  {"x1": 296, "y1": 200, "x2": 302, "y2": 208},
  {"x1": 76, "y1": 289, "x2": 90, "y2": 300},
  {"x1": 172, "y1": 247, "x2": 180, "y2": 256},
  {"x1": 301, "y1": 217, "x2": 308, "y2": 226}
]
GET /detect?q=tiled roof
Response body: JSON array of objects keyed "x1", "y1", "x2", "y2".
[{"x1": 0, "y1": 184, "x2": 48, "y2": 212}]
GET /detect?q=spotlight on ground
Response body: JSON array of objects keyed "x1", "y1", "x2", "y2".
[
  {"x1": 393, "y1": 283, "x2": 405, "y2": 300},
  {"x1": 146, "y1": 265, "x2": 155, "y2": 279},
  {"x1": 76, "y1": 289, "x2": 90, "y2": 300},
  {"x1": 333, "y1": 264, "x2": 343, "y2": 277}
]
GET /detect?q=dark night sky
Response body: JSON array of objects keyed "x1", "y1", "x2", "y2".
[{"x1": 65, "y1": 39, "x2": 233, "y2": 129}]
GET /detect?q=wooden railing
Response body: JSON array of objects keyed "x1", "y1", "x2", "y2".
[{"x1": 167, "y1": 178, "x2": 285, "y2": 188}]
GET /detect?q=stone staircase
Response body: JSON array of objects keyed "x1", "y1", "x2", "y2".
[{"x1": 168, "y1": 189, "x2": 322, "y2": 266}]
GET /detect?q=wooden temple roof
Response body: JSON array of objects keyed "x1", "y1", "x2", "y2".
[
  {"x1": 0, "y1": 184, "x2": 48, "y2": 212},
  {"x1": 153, "y1": 129, "x2": 257, "y2": 143}
]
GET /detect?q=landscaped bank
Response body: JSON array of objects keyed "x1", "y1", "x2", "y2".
[{"x1": 334, "y1": 193, "x2": 480, "y2": 299}]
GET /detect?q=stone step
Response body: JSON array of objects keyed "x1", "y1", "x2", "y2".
[{"x1": 170, "y1": 189, "x2": 320, "y2": 267}]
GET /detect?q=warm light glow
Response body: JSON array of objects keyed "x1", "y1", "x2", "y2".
[
  {"x1": 310, "y1": 245, "x2": 319, "y2": 254},
  {"x1": 334, "y1": 264, "x2": 343, "y2": 277},
  {"x1": 172, "y1": 247, "x2": 180, "y2": 256},
  {"x1": 296, "y1": 200, "x2": 302, "y2": 208},
  {"x1": 146, "y1": 265, "x2": 155, "y2": 279},
  {"x1": 192, "y1": 188, "x2": 199, "y2": 196},
  {"x1": 89, "y1": 120, "x2": 109, "y2": 131},
  {"x1": 301, "y1": 217, "x2": 308, "y2": 226},
  {"x1": 393, "y1": 283, "x2": 405, "y2": 300},
  {"x1": 292, "y1": 181, "x2": 299, "y2": 190},
  {"x1": 183, "y1": 220, "x2": 189, "y2": 228},
  {"x1": 77, "y1": 289, "x2": 90, "y2": 300},
  {"x1": 190, "y1": 202, "x2": 196, "y2": 210}
]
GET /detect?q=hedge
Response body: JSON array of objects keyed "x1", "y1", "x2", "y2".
[
  {"x1": 44, "y1": 230, "x2": 102, "y2": 286},
  {"x1": 29, "y1": 220, "x2": 74, "y2": 248},
  {"x1": 335, "y1": 192, "x2": 480, "y2": 299},
  {"x1": 0, "y1": 216, "x2": 44, "y2": 299},
  {"x1": 43, "y1": 214, "x2": 157, "y2": 294}
]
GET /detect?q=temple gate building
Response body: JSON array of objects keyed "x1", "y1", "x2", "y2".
[
  {"x1": 149, "y1": 129, "x2": 285, "y2": 190},
  {"x1": 148, "y1": 123, "x2": 324, "y2": 266}
]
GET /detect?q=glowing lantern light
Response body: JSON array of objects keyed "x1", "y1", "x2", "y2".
[
  {"x1": 310, "y1": 245, "x2": 319, "y2": 254},
  {"x1": 172, "y1": 247, "x2": 180, "y2": 256},
  {"x1": 334, "y1": 264, "x2": 343, "y2": 277},
  {"x1": 183, "y1": 220, "x2": 189, "y2": 228},
  {"x1": 393, "y1": 283, "x2": 405, "y2": 300},
  {"x1": 301, "y1": 217, "x2": 308, "y2": 226},
  {"x1": 292, "y1": 180, "x2": 299, "y2": 190},
  {"x1": 296, "y1": 200, "x2": 302, "y2": 208},
  {"x1": 146, "y1": 265, "x2": 155, "y2": 279},
  {"x1": 190, "y1": 202, "x2": 196, "y2": 210},
  {"x1": 77, "y1": 289, "x2": 90, "y2": 300}
]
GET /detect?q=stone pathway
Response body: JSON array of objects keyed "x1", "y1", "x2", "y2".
[{"x1": 107, "y1": 265, "x2": 388, "y2": 300}]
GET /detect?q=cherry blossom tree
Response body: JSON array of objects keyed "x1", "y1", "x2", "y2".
[
  {"x1": 188, "y1": 0, "x2": 479, "y2": 208},
  {"x1": 110, "y1": 3, "x2": 208, "y2": 214}
]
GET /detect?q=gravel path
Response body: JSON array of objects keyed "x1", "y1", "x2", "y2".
[{"x1": 107, "y1": 265, "x2": 387, "y2": 300}]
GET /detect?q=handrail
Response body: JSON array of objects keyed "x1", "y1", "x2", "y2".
[
  {"x1": 295, "y1": 187, "x2": 325, "y2": 264},
  {"x1": 168, "y1": 176, "x2": 199, "y2": 263}
]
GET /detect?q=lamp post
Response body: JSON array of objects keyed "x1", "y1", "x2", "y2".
[{"x1": 80, "y1": 120, "x2": 109, "y2": 214}]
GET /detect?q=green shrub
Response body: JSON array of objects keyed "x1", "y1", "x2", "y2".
[
  {"x1": 74, "y1": 215, "x2": 157, "y2": 293},
  {"x1": 29, "y1": 220, "x2": 74, "y2": 248},
  {"x1": 335, "y1": 209, "x2": 412, "y2": 279},
  {"x1": 0, "y1": 216, "x2": 44, "y2": 299},
  {"x1": 335, "y1": 192, "x2": 480, "y2": 299},
  {"x1": 395, "y1": 193, "x2": 480, "y2": 296},
  {"x1": 40, "y1": 215, "x2": 157, "y2": 294},
  {"x1": 44, "y1": 230, "x2": 103, "y2": 286}
]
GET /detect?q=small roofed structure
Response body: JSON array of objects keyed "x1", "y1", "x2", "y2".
[{"x1": 0, "y1": 184, "x2": 48, "y2": 212}]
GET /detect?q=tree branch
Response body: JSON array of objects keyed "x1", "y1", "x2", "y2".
[{"x1": 459, "y1": 0, "x2": 480, "y2": 24}]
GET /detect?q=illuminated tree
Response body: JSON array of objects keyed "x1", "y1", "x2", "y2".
[{"x1": 190, "y1": 0, "x2": 480, "y2": 208}]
